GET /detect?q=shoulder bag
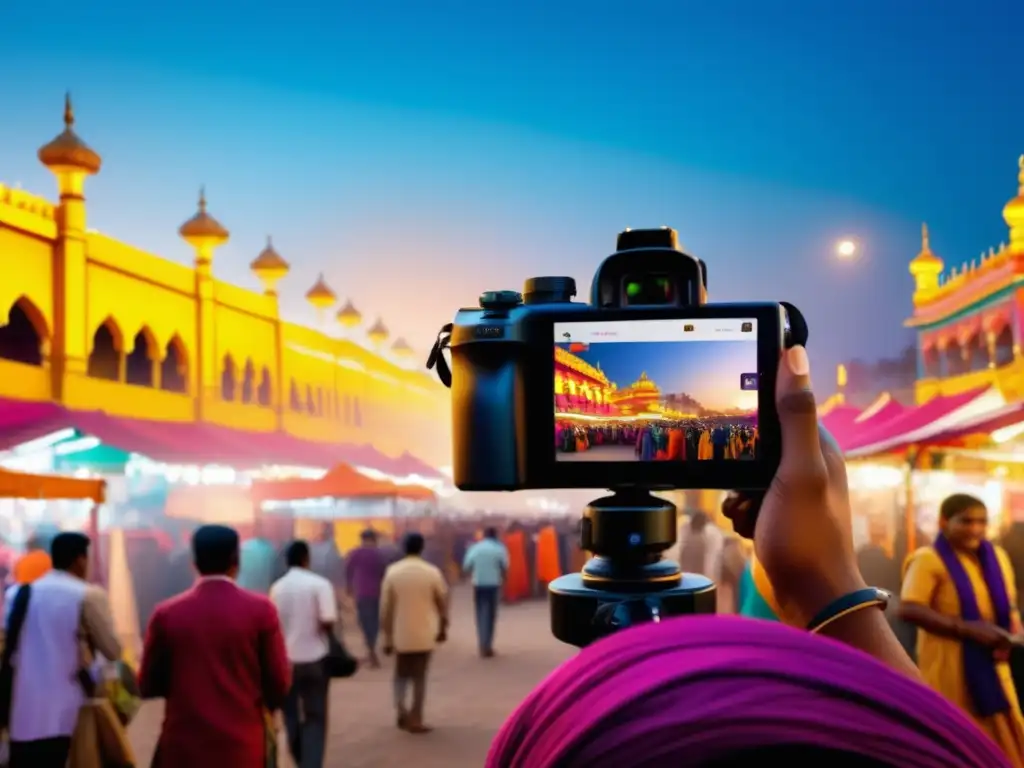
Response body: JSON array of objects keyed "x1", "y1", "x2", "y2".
[{"x1": 0, "y1": 585, "x2": 32, "y2": 729}]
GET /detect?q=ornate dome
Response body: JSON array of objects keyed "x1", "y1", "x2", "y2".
[
  {"x1": 391, "y1": 337, "x2": 413, "y2": 356},
  {"x1": 630, "y1": 371, "x2": 660, "y2": 392},
  {"x1": 305, "y1": 274, "x2": 336, "y2": 309},
  {"x1": 179, "y1": 187, "x2": 230, "y2": 244},
  {"x1": 250, "y1": 236, "x2": 289, "y2": 275},
  {"x1": 367, "y1": 318, "x2": 389, "y2": 344},
  {"x1": 1003, "y1": 156, "x2": 1024, "y2": 235},
  {"x1": 336, "y1": 299, "x2": 362, "y2": 328},
  {"x1": 909, "y1": 223, "x2": 943, "y2": 276},
  {"x1": 37, "y1": 94, "x2": 101, "y2": 175}
]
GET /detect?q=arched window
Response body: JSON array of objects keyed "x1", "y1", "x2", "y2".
[
  {"x1": 995, "y1": 326, "x2": 1015, "y2": 368},
  {"x1": 945, "y1": 342, "x2": 966, "y2": 377},
  {"x1": 0, "y1": 297, "x2": 46, "y2": 366},
  {"x1": 352, "y1": 397, "x2": 362, "y2": 427},
  {"x1": 289, "y1": 379, "x2": 301, "y2": 411},
  {"x1": 221, "y1": 354, "x2": 237, "y2": 401},
  {"x1": 968, "y1": 334, "x2": 988, "y2": 372},
  {"x1": 257, "y1": 367, "x2": 272, "y2": 406},
  {"x1": 87, "y1": 318, "x2": 122, "y2": 381},
  {"x1": 317, "y1": 388, "x2": 324, "y2": 416},
  {"x1": 305, "y1": 384, "x2": 316, "y2": 414},
  {"x1": 241, "y1": 358, "x2": 255, "y2": 404},
  {"x1": 161, "y1": 337, "x2": 188, "y2": 393},
  {"x1": 126, "y1": 328, "x2": 156, "y2": 387}
]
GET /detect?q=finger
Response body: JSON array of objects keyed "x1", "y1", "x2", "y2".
[
  {"x1": 722, "y1": 490, "x2": 759, "y2": 539},
  {"x1": 776, "y1": 345, "x2": 827, "y2": 479},
  {"x1": 819, "y1": 425, "x2": 849, "y2": 497}
]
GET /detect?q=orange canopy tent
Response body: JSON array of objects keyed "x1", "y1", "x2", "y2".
[
  {"x1": 0, "y1": 467, "x2": 105, "y2": 503},
  {"x1": 250, "y1": 463, "x2": 434, "y2": 552},
  {"x1": 250, "y1": 462, "x2": 434, "y2": 504},
  {"x1": 0, "y1": 467, "x2": 107, "y2": 583}
]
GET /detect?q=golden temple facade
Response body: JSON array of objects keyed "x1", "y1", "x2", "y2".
[
  {"x1": 0, "y1": 97, "x2": 450, "y2": 467},
  {"x1": 906, "y1": 156, "x2": 1024, "y2": 405}
]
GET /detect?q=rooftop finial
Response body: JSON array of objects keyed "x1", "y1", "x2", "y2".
[
  {"x1": 921, "y1": 222, "x2": 930, "y2": 250},
  {"x1": 63, "y1": 93, "x2": 74, "y2": 129},
  {"x1": 1018, "y1": 155, "x2": 1024, "y2": 193},
  {"x1": 198, "y1": 185, "x2": 207, "y2": 213},
  {"x1": 266, "y1": 234, "x2": 273, "y2": 247}
]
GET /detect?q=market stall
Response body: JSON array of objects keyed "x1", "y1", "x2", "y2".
[
  {"x1": 251, "y1": 462, "x2": 435, "y2": 552},
  {"x1": 0, "y1": 466, "x2": 106, "y2": 578}
]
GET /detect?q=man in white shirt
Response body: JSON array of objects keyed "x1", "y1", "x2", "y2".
[
  {"x1": 270, "y1": 540, "x2": 337, "y2": 768},
  {"x1": 5, "y1": 532, "x2": 121, "y2": 768},
  {"x1": 462, "y1": 527, "x2": 509, "y2": 657}
]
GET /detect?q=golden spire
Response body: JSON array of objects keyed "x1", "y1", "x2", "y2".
[
  {"x1": 391, "y1": 337, "x2": 414, "y2": 357},
  {"x1": 335, "y1": 299, "x2": 362, "y2": 329},
  {"x1": 305, "y1": 273, "x2": 337, "y2": 309},
  {"x1": 1004, "y1": 155, "x2": 1024, "y2": 254},
  {"x1": 38, "y1": 92, "x2": 102, "y2": 175},
  {"x1": 179, "y1": 186, "x2": 229, "y2": 244},
  {"x1": 250, "y1": 235, "x2": 290, "y2": 295},
  {"x1": 367, "y1": 318, "x2": 389, "y2": 346},
  {"x1": 63, "y1": 92, "x2": 74, "y2": 129},
  {"x1": 909, "y1": 222, "x2": 943, "y2": 275}
]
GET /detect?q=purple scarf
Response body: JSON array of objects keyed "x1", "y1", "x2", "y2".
[
  {"x1": 487, "y1": 616, "x2": 1010, "y2": 768},
  {"x1": 933, "y1": 534, "x2": 1012, "y2": 717}
]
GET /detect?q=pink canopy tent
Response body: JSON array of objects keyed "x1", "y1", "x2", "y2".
[
  {"x1": 0, "y1": 397, "x2": 440, "y2": 475},
  {"x1": 843, "y1": 387, "x2": 1008, "y2": 458},
  {"x1": 819, "y1": 403, "x2": 861, "y2": 441},
  {"x1": 827, "y1": 393, "x2": 906, "y2": 452}
]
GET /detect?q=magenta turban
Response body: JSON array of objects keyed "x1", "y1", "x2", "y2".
[{"x1": 487, "y1": 616, "x2": 1010, "y2": 768}]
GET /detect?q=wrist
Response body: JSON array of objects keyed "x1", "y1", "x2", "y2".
[{"x1": 775, "y1": 565, "x2": 867, "y2": 627}]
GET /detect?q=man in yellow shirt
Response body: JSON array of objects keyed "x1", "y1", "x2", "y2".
[{"x1": 381, "y1": 533, "x2": 448, "y2": 734}]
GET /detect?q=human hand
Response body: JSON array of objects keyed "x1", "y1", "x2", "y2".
[
  {"x1": 961, "y1": 620, "x2": 1013, "y2": 651},
  {"x1": 722, "y1": 345, "x2": 865, "y2": 626},
  {"x1": 436, "y1": 629, "x2": 448, "y2": 644},
  {"x1": 382, "y1": 642, "x2": 394, "y2": 656}
]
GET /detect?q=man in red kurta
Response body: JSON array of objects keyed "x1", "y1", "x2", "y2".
[{"x1": 139, "y1": 525, "x2": 291, "y2": 768}]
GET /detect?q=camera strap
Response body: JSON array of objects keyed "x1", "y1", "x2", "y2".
[{"x1": 426, "y1": 323, "x2": 453, "y2": 388}]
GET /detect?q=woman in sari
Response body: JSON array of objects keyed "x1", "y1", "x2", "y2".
[{"x1": 900, "y1": 493, "x2": 1024, "y2": 764}]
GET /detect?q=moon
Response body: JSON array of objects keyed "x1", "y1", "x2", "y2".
[{"x1": 836, "y1": 240, "x2": 857, "y2": 259}]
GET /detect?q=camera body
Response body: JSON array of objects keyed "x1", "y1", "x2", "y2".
[{"x1": 442, "y1": 227, "x2": 788, "y2": 492}]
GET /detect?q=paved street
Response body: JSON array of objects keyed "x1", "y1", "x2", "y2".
[{"x1": 128, "y1": 587, "x2": 574, "y2": 767}]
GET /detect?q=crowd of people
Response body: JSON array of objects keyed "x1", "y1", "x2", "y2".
[
  {"x1": 556, "y1": 418, "x2": 758, "y2": 460},
  {"x1": 2, "y1": 340, "x2": 1023, "y2": 767}
]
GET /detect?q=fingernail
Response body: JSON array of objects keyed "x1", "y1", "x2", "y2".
[{"x1": 786, "y1": 345, "x2": 810, "y2": 376}]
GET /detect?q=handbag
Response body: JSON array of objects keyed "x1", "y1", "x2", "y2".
[
  {"x1": 0, "y1": 585, "x2": 32, "y2": 729},
  {"x1": 324, "y1": 632, "x2": 357, "y2": 679}
]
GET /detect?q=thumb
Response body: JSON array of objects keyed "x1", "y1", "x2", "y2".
[{"x1": 775, "y1": 345, "x2": 826, "y2": 476}]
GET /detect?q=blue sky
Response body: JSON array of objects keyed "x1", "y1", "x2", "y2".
[
  {"x1": 558, "y1": 340, "x2": 758, "y2": 412},
  {"x1": 1, "y1": 1, "x2": 1022, "y2": 392}
]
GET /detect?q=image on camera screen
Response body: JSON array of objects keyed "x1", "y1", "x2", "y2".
[{"x1": 554, "y1": 318, "x2": 760, "y2": 462}]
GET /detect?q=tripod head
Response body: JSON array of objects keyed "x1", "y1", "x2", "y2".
[{"x1": 549, "y1": 487, "x2": 716, "y2": 648}]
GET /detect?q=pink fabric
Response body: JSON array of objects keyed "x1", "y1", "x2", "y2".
[
  {"x1": 487, "y1": 616, "x2": 1010, "y2": 768},
  {"x1": 0, "y1": 397, "x2": 436, "y2": 473},
  {"x1": 819, "y1": 405, "x2": 860, "y2": 441},
  {"x1": 840, "y1": 388, "x2": 985, "y2": 453},
  {"x1": 829, "y1": 397, "x2": 906, "y2": 451}
]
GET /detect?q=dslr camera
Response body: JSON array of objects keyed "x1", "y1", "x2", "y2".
[{"x1": 427, "y1": 227, "x2": 807, "y2": 647}]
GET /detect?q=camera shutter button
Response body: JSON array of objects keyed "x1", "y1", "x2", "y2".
[{"x1": 479, "y1": 291, "x2": 522, "y2": 310}]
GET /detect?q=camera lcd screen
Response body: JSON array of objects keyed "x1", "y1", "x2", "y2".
[{"x1": 553, "y1": 318, "x2": 760, "y2": 463}]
